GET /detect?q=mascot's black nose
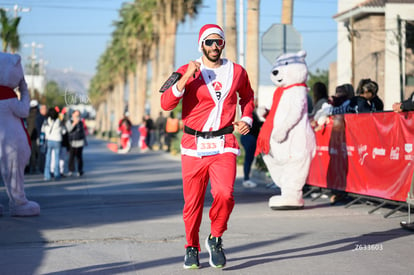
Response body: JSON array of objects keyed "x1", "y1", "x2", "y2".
[{"x1": 272, "y1": 70, "x2": 278, "y2": 76}]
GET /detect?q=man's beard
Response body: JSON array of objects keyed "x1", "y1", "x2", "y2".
[{"x1": 202, "y1": 47, "x2": 221, "y2": 63}]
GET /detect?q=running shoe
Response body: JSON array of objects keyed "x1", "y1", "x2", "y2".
[
  {"x1": 205, "y1": 234, "x2": 226, "y2": 268},
  {"x1": 183, "y1": 246, "x2": 200, "y2": 269}
]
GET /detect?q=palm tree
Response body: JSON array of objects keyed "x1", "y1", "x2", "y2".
[
  {"x1": 246, "y1": 0, "x2": 260, "y2": 96},
  {"x1": 102, "y1": 35, "x2": 126, "y2": 128},
  {"x1": 0, "y1": 9, "x2": 21, "y2": 53},
  {"x1": 132, "y1": 0, "x2": 156, "y2": 124},
  {"x1": 90, "y1": 0, "x2": 203, "y2": 134},
  {"x1": 116, "y1": 1, "x2": 154, "y2": 125},
  {"x1": 216, "y1": 0, "x2": 224, "y2": 27},
  {"x1": 224, "y1": 0, "x2": 237, "y2": 62},
  {"x1": 150, "y1": 0, "x2": 202, "y2": 118},
  {"x1": 116, "y1": 3, "x2": 138, "y2": 124},
  {"x1": 89, "y1": 50, "x2": 116, "y2": 137},
  {"x1": 90, "y1": 0, "x2": 153, "y2": 131}
]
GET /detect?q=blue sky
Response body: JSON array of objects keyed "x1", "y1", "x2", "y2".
[{"x1": 2, "y1": 0, "x2": 338, "y2": 85}]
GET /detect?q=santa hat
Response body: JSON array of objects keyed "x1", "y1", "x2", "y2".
[
  {"x1": 198, "y1": 24, "x2": 225, "y2": 52},
  {"x1": 61, "y1": 107, "x2": 68, "y2": 115}
]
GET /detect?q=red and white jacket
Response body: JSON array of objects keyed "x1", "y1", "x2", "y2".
[{"x1": 161, "y1": 58, "x2": 254, "y2": 157}]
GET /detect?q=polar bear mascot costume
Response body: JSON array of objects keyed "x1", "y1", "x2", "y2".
[
  {"x1": 255, "y1": 50, "x2": 315, "y2": 210},
  {"x1": 0, "y1": 52, "x2": 40, "y2": 216}
]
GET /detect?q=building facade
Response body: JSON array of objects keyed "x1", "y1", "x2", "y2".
[{"x1": 334, "y1": 0, "x2": 414, "y2": 109}]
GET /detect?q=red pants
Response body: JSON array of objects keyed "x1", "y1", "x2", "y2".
[
  {"x1": 120, "y1": 136, "x2": 130, "y2": 149},
  {"x1": 181, "y1": 153, "x2": 236, "y2": 250},
  {"x1": 139, "y1": 126, "x2": 147, "y2": 150}
]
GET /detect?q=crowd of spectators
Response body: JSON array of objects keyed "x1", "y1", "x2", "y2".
[{"x1": 25, "y1": 102, "x2": 88, "y2": 180}]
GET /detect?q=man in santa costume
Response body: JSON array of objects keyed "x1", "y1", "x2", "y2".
[
  {"x1": 0, "y1": 52, "x2": 40, "y2": 217},
  {"x1": 161, "y1": 24, "x2": 254, "y2": 269}
]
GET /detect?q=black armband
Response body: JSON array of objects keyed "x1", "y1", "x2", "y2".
[{"x1": 159, "y1": 72, "x2": 182, "y2": 93}]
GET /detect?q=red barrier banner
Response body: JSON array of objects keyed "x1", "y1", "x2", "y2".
[{"x1": 308, "y1": 111, "x2": 414, "y2": 202}]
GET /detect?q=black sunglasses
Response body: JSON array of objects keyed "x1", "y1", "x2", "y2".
[{"x1": 203, "y1": 39, "x2": 225, "y2": 47}]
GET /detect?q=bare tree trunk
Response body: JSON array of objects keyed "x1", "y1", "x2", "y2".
[
  {"x1": 136, "y1": 57, "x2": 147, "y2": 122},
  {"x1": 152, "y1": 21, "x2": 176, "y2": 118},
  {"x1": 246, "y1": 0, "x2": 260, "y2": 96},
  {"x1": 152, "y1": 23, "x2": 166, "y2": 120},
  {"x1": 127, "y1": 71, "x2": 138, "y2": 124},
  {"x1": 100, "y1": 100, "x2": 108, "y2": 137},
  {"x1": 224, "y1": 0, "x2": 237, "y2": 62},
  {"x1": 149, "y1": 38, "x2": 159, "y2": 117},
  {"x1": 151, "y1": 0, "x2": 178, "y2": 119},
  {"x1": 116, "y1": 77, "x2": 125, "y2": 124},
  {"x1": 111, "y1": 85, "x2": 118, "y2": 134},
  {"x1": 101, "y1": 100, "x2": 109, "y2": 137},
  {"x1": 216, "y1": 0, "x2": 224, "y2": 26},
  {"x1": 112, "y1": 83, "x2": 118, "y2": 130},
  {"x1": 107, "y1": 90, "x2": 115, "y2": 138},
  {"x1": 95, "y1": 102, "x2": 103, "y2": 136}
]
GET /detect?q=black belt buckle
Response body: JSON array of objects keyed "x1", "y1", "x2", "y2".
[
  {"x1": 204, "y1": 131, "x2": 214, "y2": 139},
  {"x1": 195, "y1": 130, "x2": 213, "y2": 139},
  {"x1": 185, "y1": 125, "x2": 232, "y2": 138}
]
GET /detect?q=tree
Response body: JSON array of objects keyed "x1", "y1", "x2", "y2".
[
  {"x1": 42, "y1": 81, "x2": 66, "y2": 108},
  {"x1": 150, "y1": 0, "x2": 203, "y2": 118},
  {"x1": 224, "y1": 0, "x2": 237, "y2": 62},
  {"x1": 246, "y1": 0, "x2": 260, "y2": 96},
  {"x1": 0, "y1": 9, "x2": 21, "y2": 53},
  {"x1": 89, "y1": 0, "x2": 203, "y2": 135},
  {"x1": 216, "y1": 0, "x2": 224, "y2": 26},
  {"x1": 119, "y1": 0, "x2": 156, "y2": 124}
]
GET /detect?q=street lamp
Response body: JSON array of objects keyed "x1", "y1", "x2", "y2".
[
  {"x1": 0, "y1": 4, "x2": 31, "y2": 18},
  {"x1": 24, "y1": 42, "x2": 43, "y2": 97},
  {"x1": 12, "y1": 4, "x2": 31, "y2": 18}
]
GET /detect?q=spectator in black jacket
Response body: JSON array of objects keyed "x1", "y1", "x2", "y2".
[
  {"x1": 144, "y1": 114, "x2": 154, "y2": 150},
  {"x1": 66, "y1": 110, "x2": 86, "y2": 176},
  {"x1": 347, "y1": 81, "x2": 378, "y2": 114},
  {"x1": 392, "y1": 92, "x2": 414, "y2": 112},
  {"x1": 26, "y1": 100, "x2": 40, "y2": 174},
  {"x1": 37, "y1": 104, "x2": 47, "y2": 173},
  {"x1": 356, "y1": 78, "x2": 384, "y2": 111},
  {"x1": 154, "y1": 111, "x2": 167, "y2": 150}
]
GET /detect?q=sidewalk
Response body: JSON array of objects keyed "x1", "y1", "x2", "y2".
[{"x1": 0, "y1": 137, "x2": 413, "y2": 275}]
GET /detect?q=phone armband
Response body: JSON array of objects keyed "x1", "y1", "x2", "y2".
[{"x1": 159, "y1": 72, "x2": 182, "y2": 93}]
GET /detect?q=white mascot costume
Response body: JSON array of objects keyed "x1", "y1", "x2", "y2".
[
  {"x1": 255, "y1": 50, "x2": 315, "y2": 210},
  {"x1": 0, "y1": 52, "x2": 40, "y2": 216}
]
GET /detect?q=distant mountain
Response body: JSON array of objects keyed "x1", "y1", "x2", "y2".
[{"x1": 45, "y1": 67, "x2": 92, "y2": 96}]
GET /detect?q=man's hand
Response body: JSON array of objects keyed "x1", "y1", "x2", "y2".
[
  {"x1": 185, "y1": 60, "x2": 200, "y2": 78},
  {"x1": 392, "y1": 102, "x2": 402, "y2": 113},
  {"x1": 233, "y1": 121, "x2": 250, "y2": 135},
  {"x1": 176, "y1": 60, "x2": 200, "y2": 92}
]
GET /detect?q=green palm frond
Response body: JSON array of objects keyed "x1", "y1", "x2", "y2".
[{"x1": 0, "y1": 9, "x2": 21, "y2": 52}]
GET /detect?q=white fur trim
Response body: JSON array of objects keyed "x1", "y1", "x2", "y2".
[
  {"x1": 241, "y1": 116, "x2": 253, "y2": 127},
  {"x1": 198, "y1": 27, "x2": 225, "y2": 52},
  {"x1": 180, "y1": 146, "x2": 240, "y2": 157},
  {"x1": 172, "y1": 83, "x2": 185, "y2": 97}
]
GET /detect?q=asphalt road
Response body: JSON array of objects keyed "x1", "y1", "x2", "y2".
[{"x1": 0, "y1": 137, "x2": 413, "y2": 275}]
